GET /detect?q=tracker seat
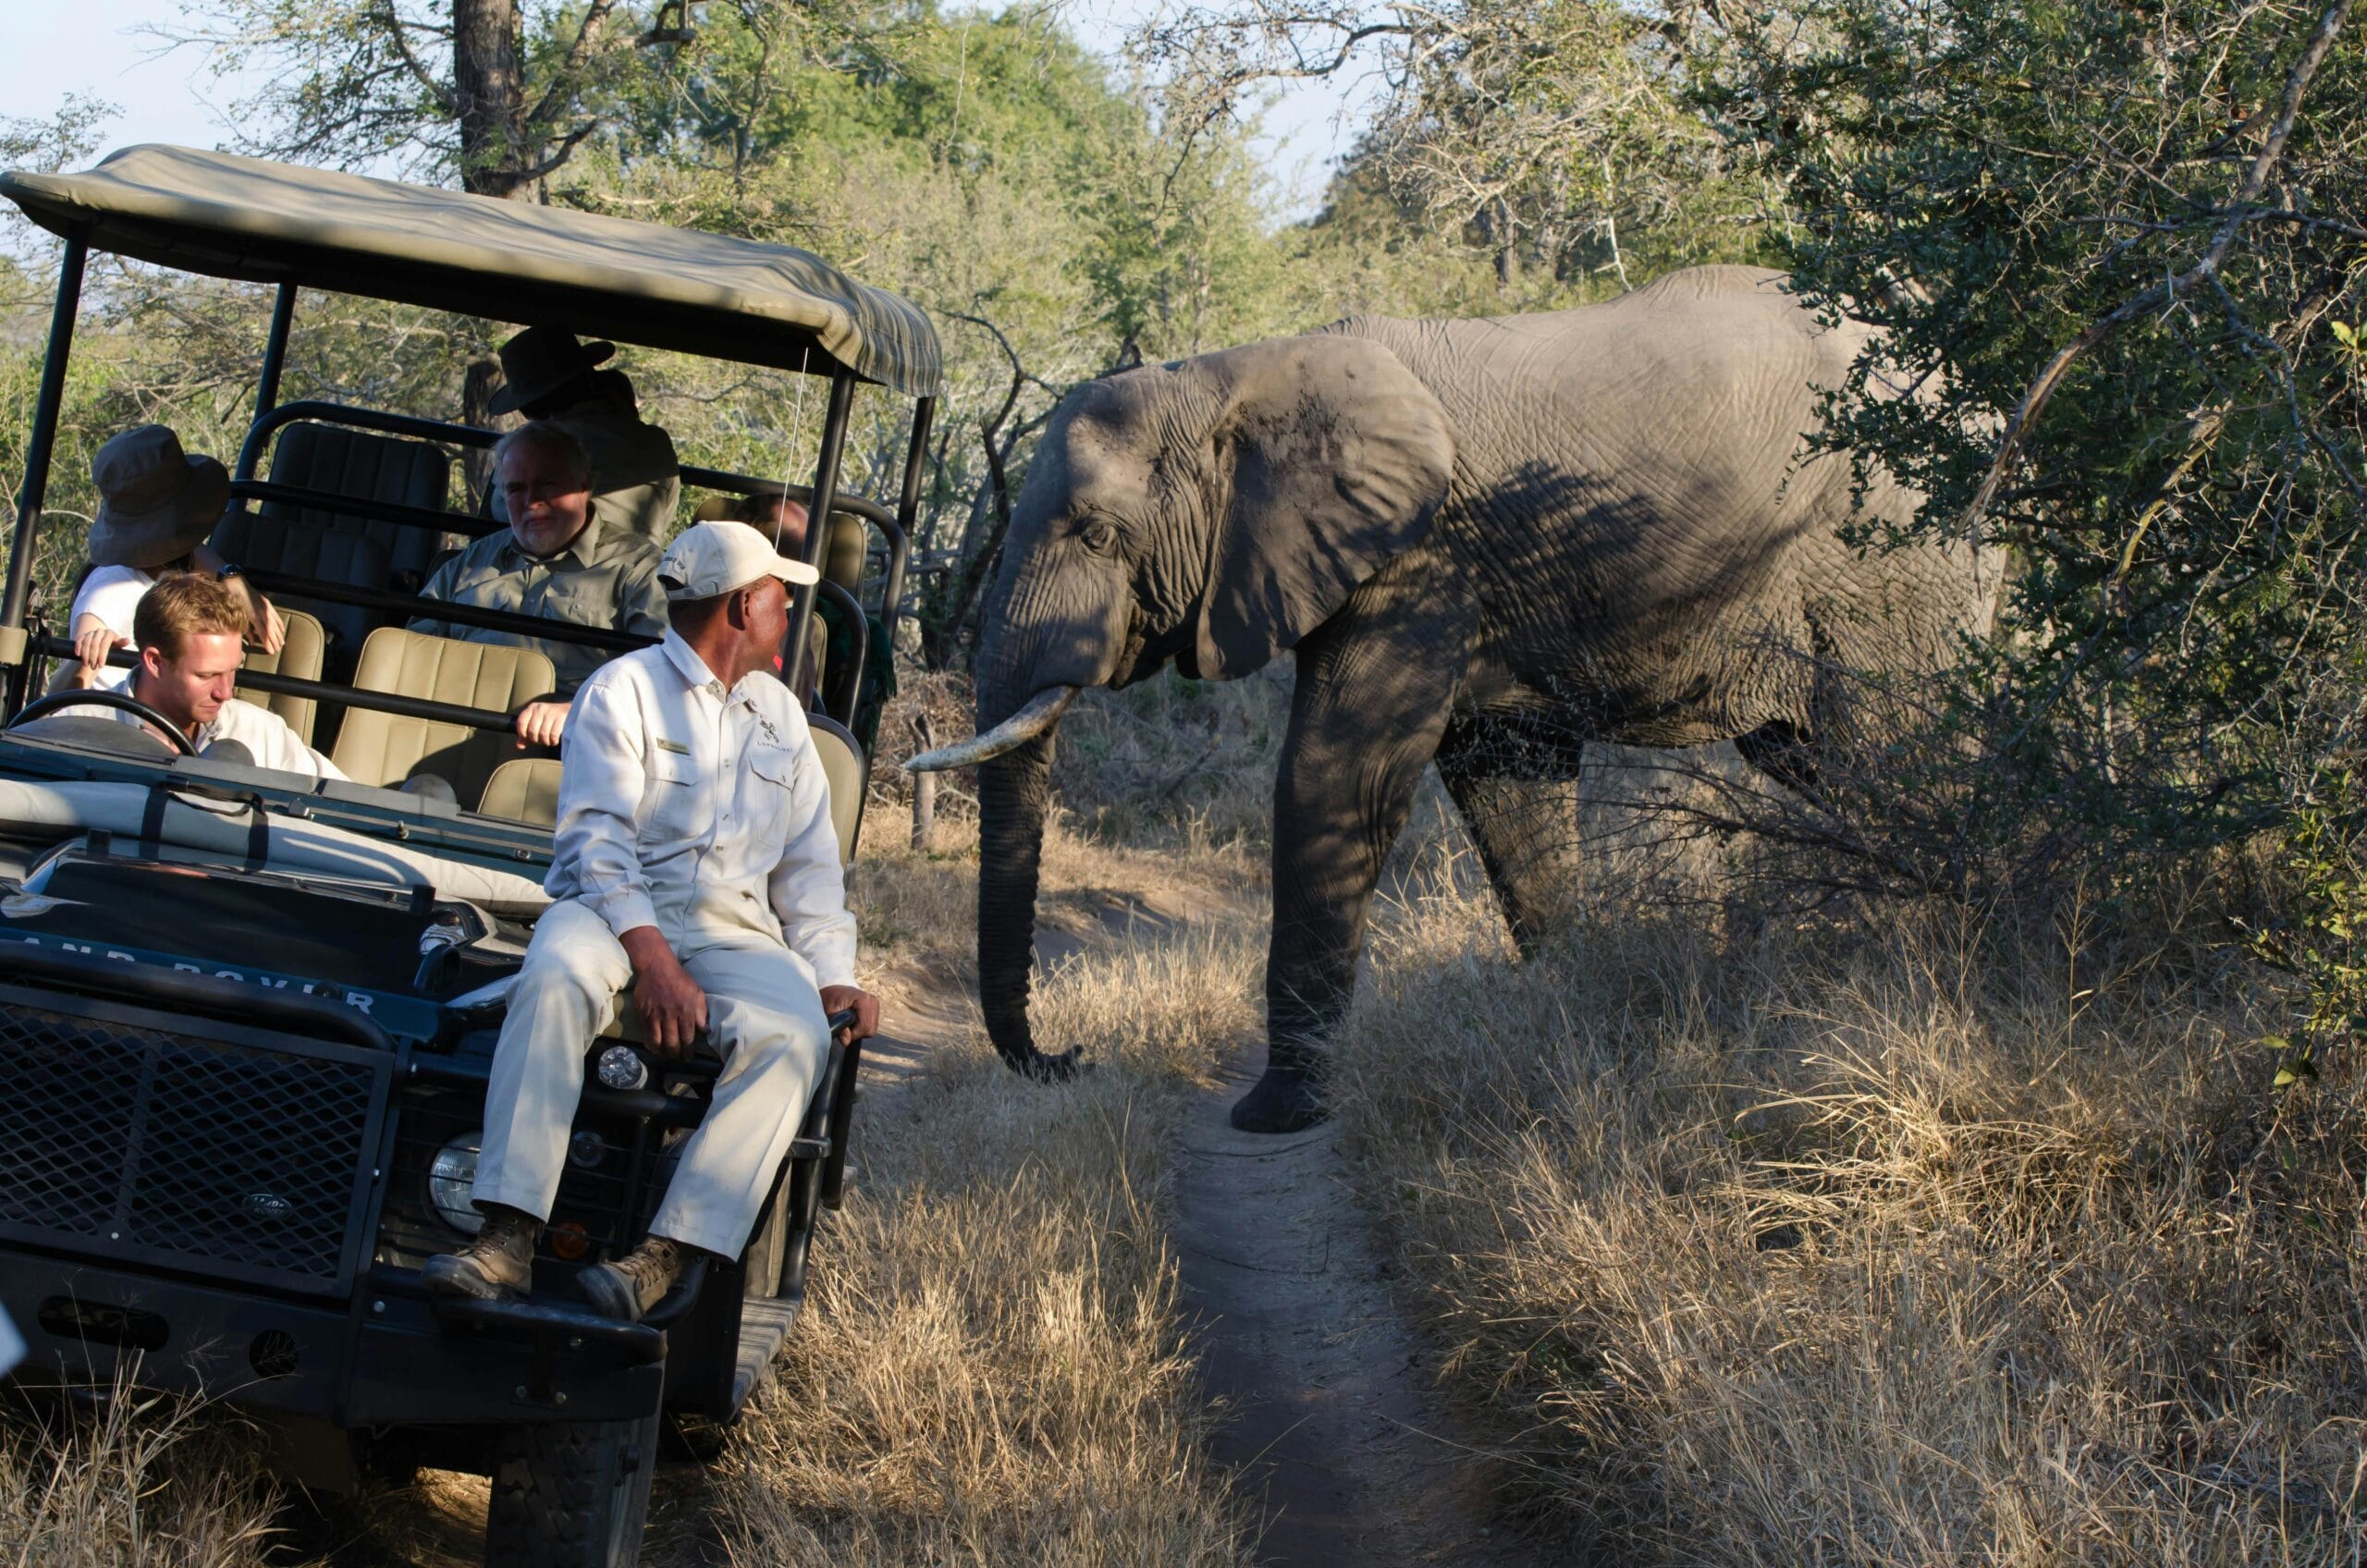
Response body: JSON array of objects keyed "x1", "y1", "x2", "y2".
[{"x1": 473, "y1": 718, "x2": 865, "y2": 864}]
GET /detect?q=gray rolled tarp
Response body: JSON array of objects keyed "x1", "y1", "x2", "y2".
[
  {"x1": 0, "y1": 780, "x2": 552, "y2": 917},
  {"x1": 0, "y1": 145, "x2": 943, "y2": 397}
]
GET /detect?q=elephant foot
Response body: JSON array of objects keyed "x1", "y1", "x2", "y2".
[
  {"x1": 1000, "y1": 1044, "x2": 1087, "y2": 1083},
  {"x1": 1229, "y1": 1064, "x2": 1328, "y2": 1134}
]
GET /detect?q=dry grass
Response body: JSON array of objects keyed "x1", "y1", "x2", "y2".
[
  {"x1": 1339, "y1": 795, "x2": 2367, "y2": 1564},
  {"x1": 714, "y1": 815, "x2": 1263, "y2": 1566},
  {"x1": 0, "y1": 1383, "x2": 282, "y2": 1567}
]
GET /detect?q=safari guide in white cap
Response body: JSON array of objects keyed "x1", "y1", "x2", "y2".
[{"x1": 424, "y1": 519, "x2": 881, "y2": 1321}]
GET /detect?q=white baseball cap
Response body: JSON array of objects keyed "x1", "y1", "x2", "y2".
[{"x1": 657, "y1": 519, "x2": 820, "y2": 600}]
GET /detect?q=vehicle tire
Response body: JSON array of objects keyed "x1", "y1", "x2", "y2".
[
  {"x1": 484, "y1": 1410, "x2": 659, "y2": 1568},
  {"x1": 661, "y1": 1411, "x2": 731, "y2": 1463}
]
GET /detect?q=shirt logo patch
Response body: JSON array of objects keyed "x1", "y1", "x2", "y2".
[{"x1": 655, "y1": 738, "x2": 690, "y2": 755}]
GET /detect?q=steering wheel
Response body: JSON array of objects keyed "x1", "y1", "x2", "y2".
[{"x1": 6, "y1": 689, "x2": 201, "y2": 757}]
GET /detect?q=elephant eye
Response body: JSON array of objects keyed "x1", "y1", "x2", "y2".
[{"x1": 1080, "y1": 520, "x2": 1119, "y2": 553}]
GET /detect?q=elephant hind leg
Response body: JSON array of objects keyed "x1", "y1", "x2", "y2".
[
  {"x1": 1435, "y1": 735, "x2": 1585, "y2": 958},
  {"x1": 1735, "y1": 718, "x2": 1819, "y2": 794}
]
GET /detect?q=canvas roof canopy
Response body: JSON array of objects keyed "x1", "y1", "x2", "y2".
[{"x1": 0, "y1": 145, "x2": 942, "y2": 398}]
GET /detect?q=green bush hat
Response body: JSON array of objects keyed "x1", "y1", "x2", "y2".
[
  {"x1": 86, "y1": 424, "x2": 231, "y2": 570},
  {"x1": 489, "y1": 325, "x2": 615, "y2": 416}
]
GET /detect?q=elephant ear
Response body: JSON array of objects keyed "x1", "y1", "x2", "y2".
[{"x1": 1195, "y1": 336, "x2": 1454, "y2": 680}]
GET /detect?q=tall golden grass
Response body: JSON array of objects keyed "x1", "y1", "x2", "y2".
[
  {"x1": 714, "y1": 822, "x2": 1263, "y2": 1565},
  {"x1": 1339, "y1": 795, "x2": 2367, "y2": 1563},
  {"x1": 0, "y1": 1380, "x2": 281, "y2": 1567}
]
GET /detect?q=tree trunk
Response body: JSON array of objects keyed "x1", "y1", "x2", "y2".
[
  {"x1": 451, "y1": 0, "x2": 533, "y2": 477},
  {"x1": 453, "y1": 0, "x2": 533, "y2": 201},
  {"x1": 910, "y1": 714, "x2": 937, "y2": 851}
]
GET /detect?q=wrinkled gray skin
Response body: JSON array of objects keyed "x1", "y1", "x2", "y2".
[{"x1": 955, "y1": 267, "x2": 1997, "y2": 1133}]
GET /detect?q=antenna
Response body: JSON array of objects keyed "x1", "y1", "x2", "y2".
[{"x1": 777, "y1": 348, "x2": 810, "y2": 554}]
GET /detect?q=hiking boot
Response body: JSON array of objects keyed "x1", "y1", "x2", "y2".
[
  {"x1": 421, "y1": 1205, "x2": 540, "y2": 1301},
  {"x1": 580, "y1": 1235, "x2": 687, "y2": 1322}
]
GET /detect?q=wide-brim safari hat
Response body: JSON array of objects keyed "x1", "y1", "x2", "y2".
[
  {"x1": 85, "y1": 424, "x2": 231, "y2": 570},
  {"x1": 490, "y1": 325, "x2": 615, "y2": 415}
]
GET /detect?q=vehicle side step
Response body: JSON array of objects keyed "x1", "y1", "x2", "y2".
[{"x1": 730, "y1": 1295, "x2": 802, "y2": 1412}]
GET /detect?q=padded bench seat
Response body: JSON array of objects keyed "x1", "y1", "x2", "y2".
[{"x1": 331, "y1": 628, "x2": 554, "y2": 805}]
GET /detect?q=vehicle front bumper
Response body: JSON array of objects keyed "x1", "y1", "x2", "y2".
[{"x1": 1, "y1": 1250, "x2": 664, "y2": 1427}]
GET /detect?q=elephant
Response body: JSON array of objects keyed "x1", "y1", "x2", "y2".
[{"x1": 908, "y1": 265, "x2": 1999, "y2": 1133}]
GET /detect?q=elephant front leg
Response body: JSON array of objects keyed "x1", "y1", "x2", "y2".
[{"x1": 1233, "y1": 620, "x2": 1460, "y2": 1134}]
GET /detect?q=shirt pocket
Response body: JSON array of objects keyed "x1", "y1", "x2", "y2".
[
  {"x1": 636, "y1": 748, "x2": 702, "y2": 842},
  {"x1": 744, "y1": 742, "x2": 803, "y2": 844}
]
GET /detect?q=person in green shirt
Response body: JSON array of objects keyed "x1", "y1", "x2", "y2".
[{"x1": 412, "y1": 423, "x2": 668, "y2": 746}]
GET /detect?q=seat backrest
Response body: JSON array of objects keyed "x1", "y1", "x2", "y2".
[
  {"x1": 218, "y1": 423, "x2": 454, "y2": 661},
  {"x1": 331, "y1": 628, "x2": 555, "y2": 804},
  {"x1": 823, "y1": 514, "x2": 867, "y2": 591},
  {"x1": 809, "y1": 716, "x2": 864, "y2": 864},
  {"x1": 477, "y1": 756, "x2": 564, "y2": 827},
  {"x1": 482, "y1": 732, "x2": 858, "y2": 858},
  {"x1": 236, "y1": 607, "x2": 328, "y2": 745}
]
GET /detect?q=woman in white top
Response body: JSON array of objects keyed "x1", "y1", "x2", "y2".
[{"x1": 65, "y1": 425, "x2": 283, "y2": 690}]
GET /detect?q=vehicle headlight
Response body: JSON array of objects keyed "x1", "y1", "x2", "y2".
[
  {"x1": 596, "y1": 1045, "x2": 648, "y2": 1091},
  {"x1": 428, "y1": 1133, "x2": 484, "y2": 1235}
]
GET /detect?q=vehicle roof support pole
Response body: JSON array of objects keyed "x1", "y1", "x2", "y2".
[
  {"x1": 886, "y1": 395, "x2": 936, "y2": 647},
  {"x1": 5, "y1": 229, "x2": 91, "y2": 635},
  {"x1": 785, "y1": 368, "x2": 856, "y2": 699},
  {"x1": 251, "y1": 282, "x2": 298, "y2": 437}
]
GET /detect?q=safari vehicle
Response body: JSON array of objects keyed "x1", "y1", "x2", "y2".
[{"x1": 0, "y1": 145, "x2": 938, "y2": 1565}]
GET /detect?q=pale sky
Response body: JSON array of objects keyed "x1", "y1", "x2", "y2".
[{"x1": 0, "y1": 0, "x2": 1379, "y2": 218}]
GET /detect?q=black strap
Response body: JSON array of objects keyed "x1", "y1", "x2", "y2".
[
  {"x1": 138, "y1": 783, "x2": 167, "y2": 857},
  {"x1": 140, "y1": 782, "x2": 271, "y2": 872}
]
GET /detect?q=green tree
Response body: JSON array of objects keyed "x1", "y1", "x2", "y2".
[
  {"x1": 1135, "y1": 0, "x2": 1779, "y2": 300},
  {"x1": 1739, "y1": 0, "x2": 2366, "y2": 859}
]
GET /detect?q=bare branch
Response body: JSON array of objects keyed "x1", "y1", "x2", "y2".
[
  {"x1": 524, "y1": 0, "x2": 619, "y2": 134},
  {"x1": 1960, "y1": 0, "x2": 2355, "y2": 533}
]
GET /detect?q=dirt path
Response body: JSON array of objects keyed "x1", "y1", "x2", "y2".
[{"x1": 1172, "y1": 1065, "x2": 1545, "y2": 1568}]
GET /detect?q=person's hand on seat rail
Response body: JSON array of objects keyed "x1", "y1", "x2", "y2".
[
  {"x1": 818, "y1": 983, "x2": 880, "y2": 1043},
  {"x1": 513, "y1": 699, "x2": 570, "y2": 749},
  {"x1": 71, "y1": 622, "x2": 128, "y2": 687}
]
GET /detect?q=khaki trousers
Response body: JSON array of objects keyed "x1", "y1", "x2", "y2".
[{"x1": 472, "y1": 897, "x2": 832, "y2": 1258}]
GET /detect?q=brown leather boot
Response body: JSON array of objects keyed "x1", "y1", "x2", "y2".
[
  {"x1": 422, "y1": 1205, "x2": 540, "y2": 1301},
  {"x1": 580, "y1": 1235, "x2": 687, "y2": 1322}
]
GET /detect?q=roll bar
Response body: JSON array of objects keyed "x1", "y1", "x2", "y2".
[{"x1": 1, "y1": 259, "x2": 931, "y2": 765}]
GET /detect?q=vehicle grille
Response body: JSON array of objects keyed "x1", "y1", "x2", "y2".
[{"x1": 0, "y1": 992, "x2": 388, "y2": 1294}]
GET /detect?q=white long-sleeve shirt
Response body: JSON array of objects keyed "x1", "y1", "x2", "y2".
[
  {"x1": 96, "y1": 695, "x2": 347, "y2": 782},
  {"x1": 545, "y1": 630, "x2": 856, "y2": 987}
]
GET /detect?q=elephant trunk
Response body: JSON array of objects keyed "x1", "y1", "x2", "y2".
[{"x1": 975, "y1": 729, "x2": 1082, "y2": 1080}]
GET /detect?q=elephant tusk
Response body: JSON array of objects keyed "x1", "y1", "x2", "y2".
[{"x1": 903, "y1": 685, "x2": 1081, "y2": 771}]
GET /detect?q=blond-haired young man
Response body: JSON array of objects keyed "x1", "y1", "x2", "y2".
[{"x1": 94, "y1": 571, "x2": 344, "y2": 780}]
